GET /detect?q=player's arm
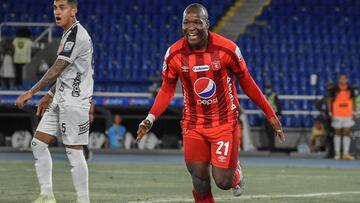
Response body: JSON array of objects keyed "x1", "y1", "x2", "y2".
[
  {"x1": 136, "y1": 77, "x2": 177, "y2": 143},
  {"x1": 31, "y1": 59, "x2": 69, "y2": 94},
  {"x1": 136, "y1": 48, "x2": 178, "y2": 143},
  {"x1": 229, "y1": 46, "x2": 285, "y2": 142},
  {"x1": 15, "y1": 59, "x2": 70, "y2": 108}
]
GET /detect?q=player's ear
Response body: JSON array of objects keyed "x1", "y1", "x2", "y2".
[{"x1": 70, "y1": 7, "x2": 78, "y2": 17}]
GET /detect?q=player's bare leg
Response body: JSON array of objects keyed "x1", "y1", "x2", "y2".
[
  {"x1": 334, "y1": 128, "x2": 342, "y2": 160},
  {"x1": 65, "y1": 145, "x2": 90, "y2": 203},
  {"x1": 342, "y1": 127, "x2": 354, "y2": 160},
  {"x1": 186, "y1": 162, "x2": 214, "y2": 203},
  {"x1": 31, "y1": 131, "x2": 57, "y2": 203},
  {"x1": 212, "y1": 163, "x2": 245, "y2": 196}
]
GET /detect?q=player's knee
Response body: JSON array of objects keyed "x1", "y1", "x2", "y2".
[
  {"x1": 191, "y1": 174, "x2": 210, "y2": 193},
  {"x1": 214, "y1": 177, "x2": 233, "y2": 190},
  {"x1": 30, "y1": 137, "x2": 48, "y2": 151}
]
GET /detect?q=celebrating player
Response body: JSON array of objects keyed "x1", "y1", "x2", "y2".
[
  {"x1": 136, "y1": 3, "x2": 285, "y2": 203},
  {"x1": 15, "y1": 0, "x2": 93, "y2": 202}
]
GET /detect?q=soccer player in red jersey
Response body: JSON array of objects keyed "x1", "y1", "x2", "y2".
[{"x1": 136, "y1": 3, "x2": 285, "y2": 202}]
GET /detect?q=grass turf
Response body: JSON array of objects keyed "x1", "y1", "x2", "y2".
[{"x1": 0, "y1": 160, "x2": 359, "y2": 203}]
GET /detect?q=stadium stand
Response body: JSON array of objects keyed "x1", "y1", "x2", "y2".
[
  {"x1": 1, "y1": 0, "x2": 233, "y2": 92},
  {"x1": 237, "y1": 0, "x2": 360, "y2": 127},
  {"x1": 1, "y1": 0, "x2": 359, "y2": 129}
]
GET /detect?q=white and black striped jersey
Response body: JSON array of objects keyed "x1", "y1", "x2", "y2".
[{"x1": 55, "y1": 21, "x2": 94, "y2": 108}]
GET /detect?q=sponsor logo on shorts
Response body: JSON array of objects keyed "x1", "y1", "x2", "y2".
[{"x1": 218, "y1": 156, "x2": 227, "y2": 163}]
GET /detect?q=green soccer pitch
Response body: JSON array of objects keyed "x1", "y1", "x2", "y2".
[{"x1": 0, "y1": 160, "x2": 359, "y2": 203}]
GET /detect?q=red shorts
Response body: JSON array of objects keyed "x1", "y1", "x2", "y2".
[{"x1": 183, "y1": 122, "x2": 240, "y2": 169}]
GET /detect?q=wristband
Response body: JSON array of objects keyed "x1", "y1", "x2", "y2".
[{"x1": 145, "y1": 114, "x2": 156, "y2": 123}]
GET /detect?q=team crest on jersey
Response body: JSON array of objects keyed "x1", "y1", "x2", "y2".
[
  {"x1": 192, "y1": 65, "x2": 209, "y2": 72},
  {"x1": 194, "y1": 77, "x2": 216, "y2": 99},
  {"x1": 63, "y1": 41, "x2": 74, "y2": 53},
  {"x1": 211, "y1": 60, "x2": 221, "y2": 71}
]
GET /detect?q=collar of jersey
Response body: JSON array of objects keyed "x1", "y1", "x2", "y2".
[{"x1": 62, "y1": 21, "x2": 79, "y2": 36}]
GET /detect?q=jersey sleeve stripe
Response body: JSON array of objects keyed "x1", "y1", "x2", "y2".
[{"x1": 59, "y1": 26, "x2": 78, "y2": 59}]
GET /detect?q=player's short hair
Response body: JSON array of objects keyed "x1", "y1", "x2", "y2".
[
  {"x1": 184, "y1": 3, "x2": 209, "y2": 20},
  {"x1": 67, "y1": 0, "x2": 78, "y2": 8},
  {"x1": 55, "y1": 0, "x2": 78, "y2": 8}
]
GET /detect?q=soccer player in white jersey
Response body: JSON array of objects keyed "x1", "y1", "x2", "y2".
[{"x1": 15, "y1": 0, "x2": 93, "y2": 202}]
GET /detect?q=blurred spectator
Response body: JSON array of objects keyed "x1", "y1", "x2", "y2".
[
  {"x1": 12, "y1": 28, "x2": 32, "y2": 86},
  {"x1": 316, "y1": 82, "x2": 334, "y2": 123},
  {"x1": 310, "y1": 119, "x2": 327, "y2": 152},
  {"x1": 0, "y1": 46, "x2": 15, "y2": 89},
  {"x1": 138, "y1": 132, "x2": 160, "y2": 150},
  {"x1": 239, "y1": 107, "x2": 256, "y2": 152},
  {"x1": 315, "y1": 82, "x2": 335, "y2": 157},
  {"x1": 327, "y1": 74, "x2": 355, "y2": 160},
  {"x1": 354, "y1": 86, "x2": 360, "y2": 116},
  {"x1": 263, "y1": 83, "x2": 282, "y2": 152},
  {"x1": 107, "y1": 114, "x2": 134, "y2": 149}
]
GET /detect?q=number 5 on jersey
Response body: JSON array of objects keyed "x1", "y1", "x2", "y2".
[{"x1": 61, "y1": 123, "x2": 66, "y2": 133}]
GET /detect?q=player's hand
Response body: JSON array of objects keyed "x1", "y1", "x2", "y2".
[
  {"x1": 269, "y1": 116, "x2": 285, "y2": 144},
  {"x1": 136, "y1": 119, "x2": 153, "y2": 143},
  {"x1": 15, "y1": 91, "x2": 33, "y2": 109},
  {"x1": 36, "y1": 94, "x2": 53, "y2": 116}
]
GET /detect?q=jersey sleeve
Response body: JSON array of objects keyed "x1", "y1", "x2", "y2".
[
  {"x1": 161, "y1": 47, "x2": 178, "y2": 83},
  {"x1": 227, "y1": 46, "x2": 247, "y2": 77},
  {"x1": 227, "y1": 45, "x2": 277, "y2": 120},
  {"x1": 148, "y1": 47, "x2": 178, "y2": 119},
  {"x1": 58, "y1": 30, "x2": 90, "y2": 63},
  {"x1": 149, "y1": 78, "x2": 177, "y2": 119}
]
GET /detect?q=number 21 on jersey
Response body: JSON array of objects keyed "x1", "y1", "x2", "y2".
[{"x1": 216, "y1": 141, "x2": 229, "y2": 156}]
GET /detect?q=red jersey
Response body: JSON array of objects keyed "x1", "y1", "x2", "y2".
[{"x1": 150, "y1": 32, "x2": 276, "y2": 130}]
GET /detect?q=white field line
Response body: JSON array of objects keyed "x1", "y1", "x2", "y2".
[{"x1": 128, "y1": 191, "x2": 360, "y2": 203}]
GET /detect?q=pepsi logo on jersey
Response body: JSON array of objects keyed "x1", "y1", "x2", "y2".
[{"x1": 194, "y1": 77, "x2": 218, "y2": 105}]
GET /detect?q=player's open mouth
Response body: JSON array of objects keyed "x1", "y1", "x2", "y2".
[
  {"x1": 188, "y1": 33, "x2": 198, "y2": 40},
  {"x1": 55, "y1": 17, "x2": 61, "y2": 22}
]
